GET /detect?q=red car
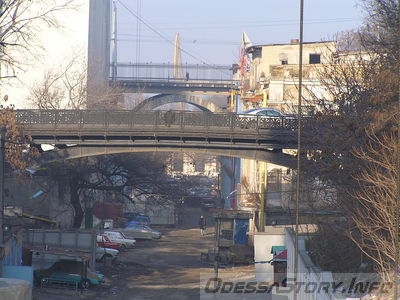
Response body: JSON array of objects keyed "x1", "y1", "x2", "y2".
[{"x1": 96, "y1": 235, "x2": 121, "y2": 250}]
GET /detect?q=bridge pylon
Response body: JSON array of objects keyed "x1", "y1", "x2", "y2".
[{"x1": 173, "y1": 33, "x2": 183, "y2": 80}]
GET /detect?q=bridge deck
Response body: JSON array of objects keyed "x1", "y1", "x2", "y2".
[
  {"x1": 114, "y1": 78, "x2": 236, "y2": 94},
  {"x1": 15, "y1": 110, "x2": 297, "y2": 149},
  {"x1": 111, "y1": 63, "x2": 237, "y2": 94}
]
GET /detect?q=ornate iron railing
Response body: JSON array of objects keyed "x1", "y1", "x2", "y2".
[{"x1": 14, "y1": 110, "x2": 297, "y2": 131}]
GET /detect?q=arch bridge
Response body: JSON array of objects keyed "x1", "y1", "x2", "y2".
[
  {"x1": 15, "y1": 110, "x2": 298, "y2": 167},
  {"x1": 133, "y1": 94, "x2": 223, "y2": 113}
]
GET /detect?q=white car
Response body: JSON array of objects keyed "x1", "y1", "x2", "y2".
[
  {"x1": 95, "y1": 247, "x2": 119, "y2": 261},
  {"x1": 103, "y1": 230, "x2": 136, "y2": 250}
]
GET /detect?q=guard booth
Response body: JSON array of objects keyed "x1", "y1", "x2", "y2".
[
  {"x1": 213, "y1": 210, "x2": 252, "y2": 247},
  {"x1": 205, "y1": 209, "x2": 253, "y2": 265}
]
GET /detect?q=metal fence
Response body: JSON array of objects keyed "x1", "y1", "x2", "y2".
[
  {"x1": 15, "y1": 110, "x2": 297, "y2": 131},
  {"x1": 25, "y1": 229, "x2": 96, "y2": 252},
  {"x1": 111, "y1": 63, "x2": 234, "y2": 82},
  {"x1": 24, "y1": 229, "x2": 97, "y2": 269}
]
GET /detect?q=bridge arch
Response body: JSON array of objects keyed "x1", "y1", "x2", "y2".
[
  {"x1": 133, "y1": 94, "x2": 223, "y2": 112},
  {"x1": 38, "y1": 146, "x2": 295, "y2": 169}
]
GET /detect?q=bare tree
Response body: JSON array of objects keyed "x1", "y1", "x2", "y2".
[
  {"x1": 0, "y1": 97, "x2": 38, "y2": 171},
  {"x1": 28, "y1": 54, "x2": 129, "y2": 110},
  {"x1": 360, "y1": 0, "x2": 399, "y2": 70},
  {"x1": 28, "y1": 54, "x2": 87, "y2": 109},
  {"x1": 299, "y1": 0, "x2": 399, "y2": 276},
  {"x1": 306, "y1": 222, "x2": 370, "y2": 273},
  {"x1": 45, "y1": 153, "x2": 187, "y2": 228},
  {"x1": 0, "y1": 1, "x2": 75, "y2": 169},
  {"x1": 350, "y1": 132, "x2": 397, "y2": 278},
  {"x1": 29, "y1": 71, "x2": 67, "y2": 109},
  {"x1": 91, "y1": 82, "x2": 127, "y2": 110},
  {"x1": 238, "y1": 176, "x2": 260, "y2": 210},
  {"x1": 0, "y1": 0, "x2": 76, "y2": 79}
]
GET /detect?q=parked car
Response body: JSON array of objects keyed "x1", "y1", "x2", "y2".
[
  {"x1": 102, "y1": 230, "x2": 136, "y2": 250},
  {"x1": 238, "y1": 108, "x2": 295, "y2": 129},
  {"x1": 240, "y1": 107, "x2": 286, "y2": 117},
  {"x1": 119, "y1": 224, "x2": 162, "y2": 240},
  {"x1": 34, "y1": 260, "x2": 104, "y2": 289},
  {"x1": 95, "y1": 246, "x2": 119, "y2": 261},
  {"x1": 96, "y1": 235, "x2": 121, "y2": 251}
]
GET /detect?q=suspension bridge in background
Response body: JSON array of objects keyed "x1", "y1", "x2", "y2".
[{"x1": 110, "y1": 63, "x2": 237, "y2": 94}]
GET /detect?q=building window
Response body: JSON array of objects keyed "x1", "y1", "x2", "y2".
[
  {"x1": 253, "y1": 48, "x2": 262, "y2": 59},
  {"x1": 267, "y1": 169, "x2": 282, "y2": 204},
  {"x1": 279, "y1": 53, "x2": 288, "y2": 65},
  {"x1": 309, "y1": 54, "x2": 321, "y2": 64},
  {"x1": 267, "y1": 169, "x2": 282, "y2": 193}
]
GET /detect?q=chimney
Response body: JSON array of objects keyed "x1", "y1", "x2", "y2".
[{"x1": 290, "y1": 39, "x2": 299, "y2": 45}]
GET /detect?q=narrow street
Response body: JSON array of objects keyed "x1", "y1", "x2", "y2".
[
  {"x1": 111, "y1": 227, "x2": 215, "y2": 299},
  {"x1": 33, "y1": 208, "x2": 256, "y2": 300}
]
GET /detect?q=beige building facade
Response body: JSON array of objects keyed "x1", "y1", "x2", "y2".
[
  {"x1": 235, "y1": 39, "x2": 338, "y2": 220},
  {"x1": 166, "y1": 152, "x2": 219, "y2": 179},
  {"x1": 237, "y1": 39, "x2": 336, "y2": 113}
]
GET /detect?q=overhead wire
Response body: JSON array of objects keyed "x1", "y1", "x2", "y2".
[
  {"x1": 142, "y1": 17, "x2": 357, "y2": 26},
  {"x1": 147, "y1": 18, "x2": 359, "y2": 30},
  {"x1": 118, "y1": 0, "x2": 218, "y2": 67},
  {"x1": 118, "y1": 34, "x2": 240, "y2": 46}
]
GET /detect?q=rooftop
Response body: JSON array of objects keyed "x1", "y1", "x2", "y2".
[{"x1": 246, "y1": 40, "x2": 335, "y2": 52}]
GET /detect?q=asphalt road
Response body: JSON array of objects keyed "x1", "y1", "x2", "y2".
[
  {"x1": 108, "y1": 227, "x2": 215, "y2": 299},
  {"x1": 33, "y1": 208, "x2": 219, "y2": 300}
]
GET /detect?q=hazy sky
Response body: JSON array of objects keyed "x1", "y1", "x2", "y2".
[{"x1": 116, "y1": 0, "x2": 365, "y2": 65}]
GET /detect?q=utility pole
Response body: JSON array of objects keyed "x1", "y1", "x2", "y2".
[
  {"x1": 111, "y1": 0, "x2": 118, "y2": 81},
  {"x1": 259, "y1": 162, "x2": 266, "y2": 232},
  {"x1": 213, "y1": 218, "x2": 221, "y2": 290},
  {"x1": 293, "y1": 1, "x2": 304, "y2": 300},
  {"x1": 0, "y1": 126, "x2": 6, "y2": 277}
]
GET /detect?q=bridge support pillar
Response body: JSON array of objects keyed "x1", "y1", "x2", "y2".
[{"x1": 88, "y1": 0, "x2": 111, "y2": 108}]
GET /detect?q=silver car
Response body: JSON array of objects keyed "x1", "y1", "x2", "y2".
[
  {"x1": 240, "y1": 107, "x2": 286, "y2": 117},
  {"x1": 119, "y1": 225, "x2": 161, "y2": 240},
  {"x1": 95, "y1": 247, "x2": 119, "y2": 261},
  {"x1": 238, "y1": 107, "x2": 295, "y2": 129}
]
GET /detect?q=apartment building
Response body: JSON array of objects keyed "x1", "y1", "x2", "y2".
[
  {"x1": 235, "y1": 39, "x2": 336, "y2": 114},
  {"x1": 232, "y1": 38, "x2": 338, "y2": 220}
]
